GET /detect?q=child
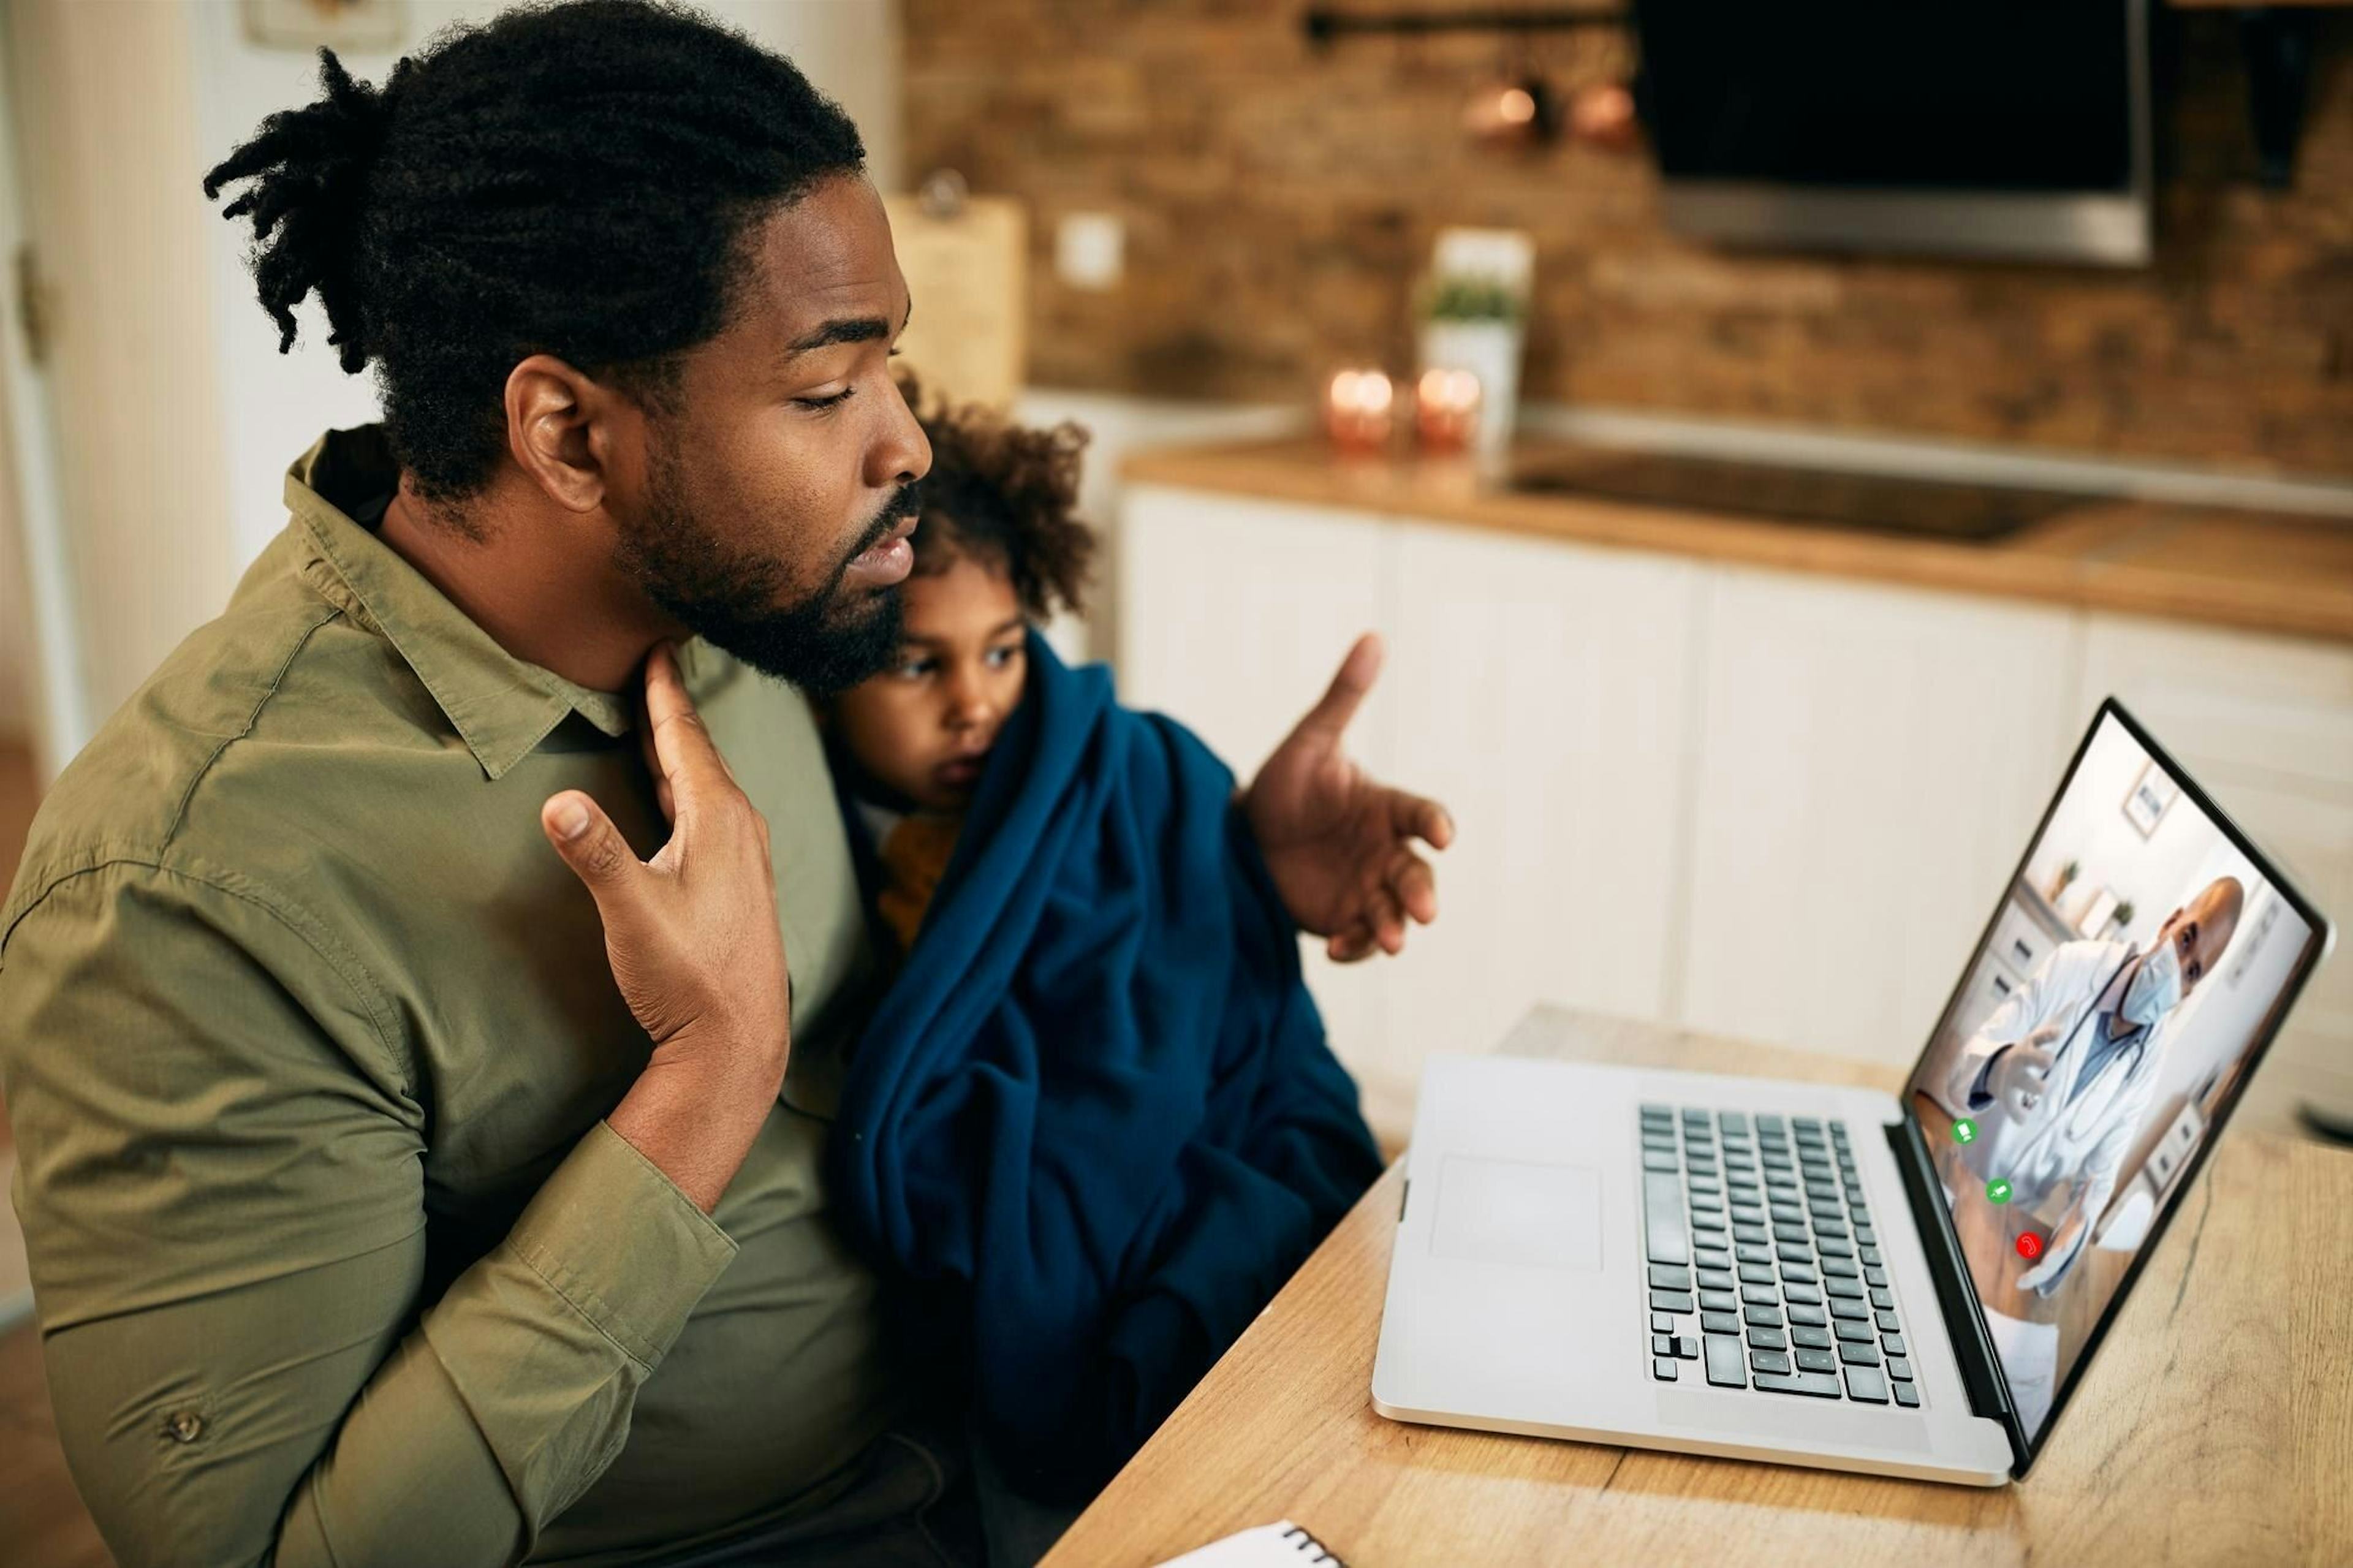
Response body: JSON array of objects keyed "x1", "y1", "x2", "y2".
[
  {"x1": 823, "y1": 384, "x2": 1388, "y2": 1502},
  {"x1": 824, "y1": 395, "x2": 1095, "y2": 956}
]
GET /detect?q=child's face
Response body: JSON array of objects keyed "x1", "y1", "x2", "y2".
[{"x1": 830, "y1": 551, "x2": 1028, "y2": 812}]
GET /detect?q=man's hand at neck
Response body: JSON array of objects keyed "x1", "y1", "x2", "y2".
[{"x1": 540, "y1": 644, "x2": 795, "y2": 1213}]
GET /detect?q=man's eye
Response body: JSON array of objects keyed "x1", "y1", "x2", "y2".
[{"x1": 797, "y1": 387, "x2": 855, "y2": 411}]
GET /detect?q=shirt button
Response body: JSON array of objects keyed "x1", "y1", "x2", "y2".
[{"x1": 165, "y1": 1411, "x2": 204, "y2": 1444}]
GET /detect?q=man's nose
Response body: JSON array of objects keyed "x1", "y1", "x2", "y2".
[{"x1": 871, "y1": 376, "x2": 932, "y2": 489}]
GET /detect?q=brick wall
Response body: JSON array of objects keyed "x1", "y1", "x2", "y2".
[{"x1": 904, "y1": 3, "x2": 2353, "y2": 477}]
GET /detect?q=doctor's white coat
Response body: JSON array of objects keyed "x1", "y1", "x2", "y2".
[{"x1": 1938, "y1": 937, "x2": 2169, "y2": 1237}]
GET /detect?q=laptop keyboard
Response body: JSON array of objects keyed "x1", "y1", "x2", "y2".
[{"x1": 1639, "y1": 1105, "x2": 1919, "y2": 1408}]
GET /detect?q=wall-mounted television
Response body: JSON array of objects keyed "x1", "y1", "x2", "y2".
[{"x1": 1633, "y1": 1, "x2": 2153, "y2": 267}]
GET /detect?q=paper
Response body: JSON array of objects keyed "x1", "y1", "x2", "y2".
[{"x1": 1154, "y1": 1520, "x2": 1347, "y2": 1566}]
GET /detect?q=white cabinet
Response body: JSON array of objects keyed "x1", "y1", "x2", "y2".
[
  {"x1": 1379, "y1": 523, "x2": 1704, "y2": 1088},
  {"x1": 1118, "y1": 483, "x2": 2353, "y2": 1135},
  {"x1": 1119, "y1": 485, "x2": 1396, "y2": 775},
  {"x1": 2076, "y1": 614, "x2": 2353, "y2": 789},
  {"x1": 1675, "y1": 568, "x2": 2082, "y2": 1067},
  {"x1": 1120, "y1": 491, "x2": 1710, "y2": 1129}
]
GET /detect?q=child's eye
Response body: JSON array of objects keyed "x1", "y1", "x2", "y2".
[
  {"x1": 895, "y1": 655, "x2": 936, "y2": 680},
  {"x1": 984, "y1": 644, "x2": 1024, "y2": 670}
]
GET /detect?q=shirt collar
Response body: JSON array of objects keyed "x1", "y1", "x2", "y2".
[
  {"x1": 284, "y1": 426, "x2": 635, "y2": 780},
  {"x1": 2085, "y1": 944, "x2": 2151, "y2": 1051}
]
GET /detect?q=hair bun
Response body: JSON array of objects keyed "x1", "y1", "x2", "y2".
[
  {"x1": 202, "y1": 48, "x2": 401, "y2": 370},
  {"x1": 315, "y1": 47, "x2": 392, "y2": 151}
]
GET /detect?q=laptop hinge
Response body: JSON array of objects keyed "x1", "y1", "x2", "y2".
[{"x1": 1883, "y1": 1117, "x2": 2030, "y2": 1472}]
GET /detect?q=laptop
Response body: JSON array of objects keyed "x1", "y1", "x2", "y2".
[{"x1": 1371, "y1": 699, "x2": 2335, "y2": 1484}]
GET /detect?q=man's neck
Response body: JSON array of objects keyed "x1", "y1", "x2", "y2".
[
  {"x1": 377, "y1": 479, "x2": 676, "y2": 695},
  {"x1": 2102, "y1": 948, "x2": 2144, "y2": 1040}
]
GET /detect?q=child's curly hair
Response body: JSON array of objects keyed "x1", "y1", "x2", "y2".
[{"x1": 899, "y1": 370, "x2": 1094, "y2": 620}]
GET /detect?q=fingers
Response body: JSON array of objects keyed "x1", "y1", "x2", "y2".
[
  {"x1": 637, "y1": 688, "x2": 676, "y2": 824},
  {"x1": 1390, "y1": 849, "x2": 1439, "y2": 928},
  {"x1": 1321, "y1": 844, "x2": 1443, "y2": 964},
  {"x1": 1293, "y1": 631, "x2": 1384, "y2": 744},
  {"x1": 542, "y1": 790, "x2": 642, "y2": 901},
  {"x1": 641, "y1": 645, "x2": 731, "y2": 817},
  {"x1": 1365, "y1": 882, "x2": 1407, "y2": 955},
  {"x1": 1392, "y1": 789, "x2": 1455, "y2": 852}
]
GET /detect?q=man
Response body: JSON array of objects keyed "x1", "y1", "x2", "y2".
[
  {"x1": 0, "y1": 7, "x2": 1448, "y2": 1566},
  {"x1": 1940, "y1": 876, "x2": 2243, "y2": 1297}
]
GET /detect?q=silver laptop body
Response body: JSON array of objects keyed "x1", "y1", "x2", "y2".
[{"x1": 1372, "y1": 701, "x2": 2335, "y2": 1485}]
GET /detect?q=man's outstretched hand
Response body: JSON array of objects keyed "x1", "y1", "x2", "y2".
[{"x1": 1243, "y1": 633, "x2": 1453, "y2": 963}]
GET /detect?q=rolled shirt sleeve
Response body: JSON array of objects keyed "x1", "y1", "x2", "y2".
[{"x1": 0, "y1": 860, "x2": 737, "y2": 1568}]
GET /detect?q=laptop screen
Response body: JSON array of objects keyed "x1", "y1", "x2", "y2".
[{"x1": 1904, "y1": 706, "x2": 2328, "y2": 1453}]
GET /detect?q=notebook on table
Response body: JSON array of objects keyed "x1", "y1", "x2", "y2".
[{"x1": 1154, "y1": 1520, "x2": 1347, "y2": 1566}]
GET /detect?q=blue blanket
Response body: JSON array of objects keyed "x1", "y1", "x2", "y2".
[{"x1": 829, "y1": 634, "x2": 1383, "y2": 1499}]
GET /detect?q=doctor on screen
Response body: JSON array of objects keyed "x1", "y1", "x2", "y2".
[{"x1": 1942, "y1": 877, "x2": 2244, "y2": 1295}]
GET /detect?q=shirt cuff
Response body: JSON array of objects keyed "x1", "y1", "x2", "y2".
[
  {"x1": 503, "y1": 1120, "x2": 740, "y2": 1370},
  {"x1": 1966, "y1": 1045, "x2": 2007, "y2": 1112}
]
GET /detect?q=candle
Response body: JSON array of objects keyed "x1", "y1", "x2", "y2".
[
  {"x1": 1324, "y1": 368, "x2": 1395, "y2": 454},
  {"x1": 1415, "y1": 366, "x2": 1482, "y2": 454}
]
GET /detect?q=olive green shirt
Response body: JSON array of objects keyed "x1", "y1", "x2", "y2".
[{"x1": 0, "y1": 429, "x2": 903, "y2": 1567}]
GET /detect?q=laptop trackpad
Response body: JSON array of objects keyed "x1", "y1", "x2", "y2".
[{"x1": 1430, "y1": 1154, "x2": 1604, "y2": 1271}]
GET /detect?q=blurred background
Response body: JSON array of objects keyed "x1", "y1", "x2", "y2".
[{"x1": 0, "y1": 3, "x2": 2348, "y2": 1559}]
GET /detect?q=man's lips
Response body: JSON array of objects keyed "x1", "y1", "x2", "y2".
[{"x1": 843, "y1": 513, "x2": 917, "y2": 587}]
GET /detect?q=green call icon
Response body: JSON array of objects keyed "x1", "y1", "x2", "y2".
[
  {"x1": 1953, "y1": 1118, "x2": 1977, "y2": 1145},
  {"x1": 1986, "y1": 1177, "x2": 2012, "y2": 1205}
]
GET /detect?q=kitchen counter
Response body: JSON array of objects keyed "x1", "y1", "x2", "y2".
[{"x1": 1122, "y1": 437, "x2": 2353, "y2": 644}]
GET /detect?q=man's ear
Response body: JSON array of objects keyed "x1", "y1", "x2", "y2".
[{"x1": 504, "y1": 354, "x2": 630, "y2": 515}]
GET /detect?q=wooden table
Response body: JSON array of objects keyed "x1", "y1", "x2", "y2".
[{"x1": 1040, "y1": 1008, "x2": 2353, "y2": 1567}]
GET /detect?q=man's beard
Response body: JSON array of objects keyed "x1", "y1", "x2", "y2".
[{"x1": 618, "y1": 441, "x2": 920, "y2": 696}]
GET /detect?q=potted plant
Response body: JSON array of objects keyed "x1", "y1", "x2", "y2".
[
  {"x1": 2047, "y1": 858, "x2": 2080, "y2": 904},
  {"x1": 1418, "y1": 273, "x2": 1525, "y2": 466}
]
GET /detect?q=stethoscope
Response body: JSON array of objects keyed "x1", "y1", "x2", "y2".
[{"x1": 2025, "y1": 950, "x2": 2151, "y2": 1146}]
